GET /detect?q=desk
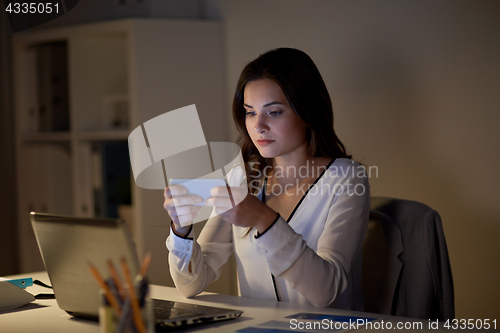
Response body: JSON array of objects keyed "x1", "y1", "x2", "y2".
[{"x1": 0, "y1": 272, "x2": 482, "y2": 332}]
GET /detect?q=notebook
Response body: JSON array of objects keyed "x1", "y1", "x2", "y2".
[{"x1": 30, "y1": 212, "x2": 242, "y2": 330}]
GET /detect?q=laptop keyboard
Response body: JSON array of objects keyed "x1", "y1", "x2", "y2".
[{"x1": 154, "y1": 306, "x2": 201, "y2": 319}]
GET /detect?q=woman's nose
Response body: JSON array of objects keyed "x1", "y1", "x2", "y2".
[{"x1": 255, "y1": 114, "x2": 269, "y2": 133}]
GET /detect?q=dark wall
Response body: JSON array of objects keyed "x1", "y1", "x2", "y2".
[{"x1": 0, "y1": 8, "x2": 19, "y2": 276}]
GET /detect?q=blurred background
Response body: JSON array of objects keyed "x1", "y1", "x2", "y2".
[{"x1": 1, "y1": 0, "x2": 498, "y2": 320}]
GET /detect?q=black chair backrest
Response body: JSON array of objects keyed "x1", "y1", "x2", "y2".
[{"x1": 362, "y1": 197, "x2": 454, "y2": 320}]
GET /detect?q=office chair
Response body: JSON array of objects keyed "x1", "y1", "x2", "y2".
[{"x1": 362, "y1": 197, "x2": 454, "y2": 320}]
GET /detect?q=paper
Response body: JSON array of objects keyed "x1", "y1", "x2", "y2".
[
  {"x1": 286, "y1": 313, "x2": 377, "y2": 322},
  {"x1": 234, "y1": 313, "x2": 380, "y2": 333}
]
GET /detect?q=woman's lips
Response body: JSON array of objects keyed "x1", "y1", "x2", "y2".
[{"x1": 256, "y1": 139, "x2": 275, "y2": 146}]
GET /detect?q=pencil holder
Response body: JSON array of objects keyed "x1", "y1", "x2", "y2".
[
  {"x1": 98, "y1": 290, "x2": 117, "y2": 333},
  {"x1": 98, "y1": 283, "x2": 154, "y2": 333}
]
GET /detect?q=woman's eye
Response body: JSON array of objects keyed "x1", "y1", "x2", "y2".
[
  {"x1": 269, "y1": 110, "x2": 282, "y2": 116},
  {"x1": 245, "y1": 111, "x2": 256, "y2": 117}
]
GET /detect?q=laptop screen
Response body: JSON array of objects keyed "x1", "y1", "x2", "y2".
[{"x1": 30, "y1": 212, "x2": 140, "y2": 317}]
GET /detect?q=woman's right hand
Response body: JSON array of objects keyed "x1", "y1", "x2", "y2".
[{"x1": 163, "y1": 185, "x2": 203, "y2": 236}]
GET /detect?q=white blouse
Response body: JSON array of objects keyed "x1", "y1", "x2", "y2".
[{"x1": 166, "y1": 158, "x2": 370, "y2": 310}]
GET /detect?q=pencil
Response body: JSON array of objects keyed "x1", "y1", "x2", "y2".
[
  {"x1": 107, "y1": 259, "x2": 125, "y2": 300},
  {"x1": 140, "y1": 251, "x2": 152, "y2": 277},
  {"x1": 87, "y1": 262, "x2": 122, "y2": 316},
  {"x1": 120, "y1": 257, "x2": 146, "y2": 333}
]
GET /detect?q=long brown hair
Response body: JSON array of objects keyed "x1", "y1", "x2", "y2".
[{"x1": 232, "y1": 48, "x2": 351, "y2": 192}]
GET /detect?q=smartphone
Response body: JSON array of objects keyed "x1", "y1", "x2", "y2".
[{"x1": 169, "y1": 179, "x2": 227, "y2": 206}]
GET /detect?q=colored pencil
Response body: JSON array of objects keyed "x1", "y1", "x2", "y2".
[
  {"x1": 140, "y1": 252, "x2": 152, "y2": 277},
  {"x1": 87, "y1": 262, "x2": 122, "y2": 316},
  {"x1": 120, "y1": 257, "x2": 146, "y2": 333},
  {"x1": 107, "y1": 259, "x2": 125, "y2": 300}
]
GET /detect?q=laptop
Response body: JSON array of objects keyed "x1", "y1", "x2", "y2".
[{"x1": 30, "y1": 212, "x2": 242, "y2": 330}]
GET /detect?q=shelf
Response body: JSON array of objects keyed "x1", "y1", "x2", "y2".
[
  {"x1": 22, "y1": 131, "x2": 131, "y2": 143},
  {"x1": 13, "y1": 18, "x2": 226, "y2": 289},
  {"x1": 75, "y1": 131, "x2": 130, "y2": 141},
  {"x1": 22, "y1": 131, "x2": 71, "y2": 143}
]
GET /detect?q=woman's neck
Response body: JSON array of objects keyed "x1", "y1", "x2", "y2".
[{"x1": 270, "y1": 148, "x2": 331, "y2": 186}]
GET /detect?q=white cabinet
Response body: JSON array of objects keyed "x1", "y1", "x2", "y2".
[{"x1": 13, "y1": 19, "x2": 236, "y2": 294}]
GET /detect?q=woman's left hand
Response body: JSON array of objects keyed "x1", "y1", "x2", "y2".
[{"x1": 205, "y1": 186, "x2": 278, "y2": 233}]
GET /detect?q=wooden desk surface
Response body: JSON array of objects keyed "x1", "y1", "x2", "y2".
[{"x1": 0, "y1": 272, "x2": 483, "y2": 332}]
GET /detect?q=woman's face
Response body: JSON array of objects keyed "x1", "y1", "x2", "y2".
[{"x1": 244, "y1": 79, "x2": 308, "y2": 159}]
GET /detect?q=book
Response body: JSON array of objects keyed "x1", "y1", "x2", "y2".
[{"x1": 0, "y1": 277, "x2": 35, "y2": 311}]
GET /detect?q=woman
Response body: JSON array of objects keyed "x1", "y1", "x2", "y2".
[{"x1": 164, "y1": 48, "x2": 370, "y2": 310}]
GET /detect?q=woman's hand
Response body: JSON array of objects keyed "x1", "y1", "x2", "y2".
[
  {"x1": 163, "y1": 185, "x2": 203, "y2": 236},
  {"x1": 205, "y1": 186, "x2": 278, "y2": 234}
]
